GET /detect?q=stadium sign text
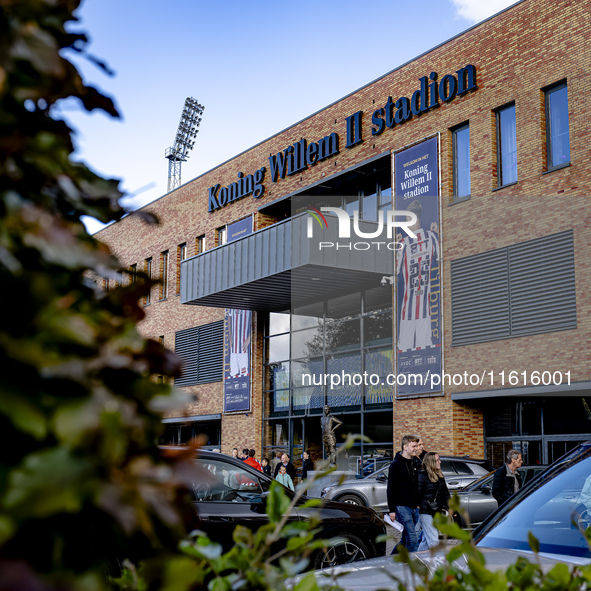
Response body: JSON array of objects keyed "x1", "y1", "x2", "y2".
[{"x1": 207, "y1": 65, "x2": 477, "y2": 213}]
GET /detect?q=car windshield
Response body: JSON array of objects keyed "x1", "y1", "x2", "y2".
[
  {"x1": 462, "y1": 471, "x2": 494, "y2": 491},
  {"x1": 477, "y1": 454, "x2": 591, "y2": 558},
  {"x1": 365, "y1": 465, "x2": 388, "y2": 480}
]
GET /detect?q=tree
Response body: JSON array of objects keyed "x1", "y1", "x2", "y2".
[{"x1": 0, "y1": 1, "x2": 194, "y2": 588}]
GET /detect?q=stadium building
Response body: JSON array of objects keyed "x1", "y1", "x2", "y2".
[{"x1": 97, "y1": 0, "x2": 591, "y2": 474}]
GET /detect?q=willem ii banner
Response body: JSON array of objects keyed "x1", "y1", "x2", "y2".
[
  {"x1": 224, "y1": 309, "x2": 252, "y2": 412},
  {"x1": 394, "y1": 137, "x2": 442, "y2": 396}
]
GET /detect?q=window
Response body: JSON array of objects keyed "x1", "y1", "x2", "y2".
[
  {"x1": 177, "y1": 243, "x2": 186, "y2": 296},
  {"x1": 452, "y1": 123, "x2": 470, "y2": 197},
  {"x1": 451, "y1": 230, "x2": 576, "y2": 346},
  {"x1": 145, "y1": 257, "x2": 152, "y2": 304},
  {"x1": 193, "y1": 458, "x2": 263, "y2": 502},
  {"x1": 130, "y1": 263, "x2": 137, "y2": 283},
  {"x1": 196, "y1": 235, "x2": 205, "y2": 254},
  {"x1": 217, "y1": 227, "x2": 227, "y2": 246},
  {"x1": 496, "y1": 104, "x2": 517, "y2": 187},
  {"x1": 545, "y1": 82, "x2": 570, "y2": 169},
  {"x1": 175, "y1": 321, "x2": 224, "y2": 386},
  {"x1": 160, "y1": 250, "x2": 168, "y2": 300}
]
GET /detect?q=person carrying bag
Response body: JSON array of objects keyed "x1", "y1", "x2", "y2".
[{"x1": 417, "y1": 452, "x2": 450, "y2": 550}]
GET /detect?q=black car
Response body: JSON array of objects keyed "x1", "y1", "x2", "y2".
[{"x1": 192, "y1": 451, "x2": 386, "y2": 569}]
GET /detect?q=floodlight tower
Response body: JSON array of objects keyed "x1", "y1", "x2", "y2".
[{"x1": 165, "y1": 97, "x2": 204, "y2": 192}]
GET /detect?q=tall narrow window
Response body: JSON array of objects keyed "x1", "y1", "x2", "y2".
[
  {"x1": 217, "y1": 227, "x2": 227, "y2": 246},
  {"x1": 130, "y1": 263, "x2": 137, "y2": 283},
  {"x1": 145, "y1": 257, "x2": 152, "y2": 305},
  {"x1": 160, "y1": 250, "x2": 168, "y2": 300},
  {"x1": 177, "y1": 243, "x2": 186, "y2": 296},
  {"x1": 496, "y1": 104, "x2": 517, "y2": 187},
  {"x1": 196, "y1": 235, "x2": 204, "y2": 254},
  {"x1": 546, "y1": 83, "x2": 570, "y2": 169},
  {"x1": 453, "y1": 123, "x2": 470, "y2": 198}
]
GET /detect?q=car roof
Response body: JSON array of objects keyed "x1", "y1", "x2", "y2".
[{"x1": 366, "y1": 455, "x2": 493, "y2": 479}]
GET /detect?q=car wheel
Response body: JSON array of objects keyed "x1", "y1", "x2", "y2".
[
  {"x1": 336, "y1": 494, "x2": 366, "y2": 506},
  {"x1": 573, "y1": 503, "x2": 591, "y2": 532},
  {"x1": 312, "y1": 533, "x2": 371, "y2": 569}
]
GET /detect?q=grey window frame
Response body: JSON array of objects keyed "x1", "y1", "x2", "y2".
[
  {"x1": 495, "y1": 103, "x2": 517, "y2": 188},
  {"x1": 545, "y1": 81, "x2": 570, "y2": 171},
  {"x1": 452, "y1": 123, "x2": 470, "y2": 199},
  {"x1": 161, "y1": 250, "x2": 169, "y2": 300}
]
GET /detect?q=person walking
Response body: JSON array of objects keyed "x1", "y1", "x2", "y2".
[
  {"x1": 301, "y1": 451, "x2": 314, "y2": 480},
  {"x1": 275, "y1": 465, "x2": 294, "y2": 491},
  {"x1": 492, "y1": 449, "x2": 523, "y2": 507},
  {"x1": 274, "y1": 453, "x2": 296, "y2": 481},
  {"x1": 270, "y1": 451, "x2": 282, "y2": 473},
  {"x1": 244, "y1": 449, "x2": 262, "y2": 471},
  {"x1": 417, "y1": 452, "x2": 450, "y2": 550},
  {"x1": 387, "y1": 434, "x2": 421, "y2": 552}
]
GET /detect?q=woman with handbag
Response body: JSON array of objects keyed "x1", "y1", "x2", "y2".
[{"x1": 417, "y1": 452, "x2": 450, "y2": 550}]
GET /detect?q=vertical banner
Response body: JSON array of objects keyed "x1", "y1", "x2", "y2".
[
  {"x1": 394, "y1": 137, "x2": 442, "y2": 396},
  {"x1": 224, "y1": 309, "x2": 252, "y2": 412}
]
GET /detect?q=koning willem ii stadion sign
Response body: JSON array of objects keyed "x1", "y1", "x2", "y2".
[{"x1": 394, "y1": 137, "x2": 442, "y2": 397}]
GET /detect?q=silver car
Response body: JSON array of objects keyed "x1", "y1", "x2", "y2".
[
  {"x1": 455, "y1": 465, "x2": 547, "y2": 529},
  {"x1": 321, "y1": 456, "x2": 493, "y2": 513}
]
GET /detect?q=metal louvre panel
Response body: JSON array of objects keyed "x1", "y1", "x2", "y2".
[
  {"x1": 451, "y1": 249, "x2": 510, "y2": 346},
  {"x1": 509, "y1": 230, "x2": 576, "y2": 335},
  {"x1": 175, "y1": 326, "x2": 200, "y2": 387},
  {"x1": 197, "y1": 321, "x2": 224, "y2": 383},
  {"x1": 174, "y1": 321, "x2": 223, "y2": 386}
]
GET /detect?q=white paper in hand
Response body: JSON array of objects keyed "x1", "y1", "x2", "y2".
[{"x1": 384, "y1": 514, "x2": 404, "y2": 532}]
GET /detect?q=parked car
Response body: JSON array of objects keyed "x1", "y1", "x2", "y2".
[
  {"x1": 321, "y1": 456, "x2": 493, "y2": 512},
  {"x1": 192, "y1": 450, "x2": 386, "y2": 569},
  {"x1": 455, "y1": 465, "x2": 548, "y2": 529},
  {"x1": 306, "y1": 442, "x2": 591, "y2": 589}
]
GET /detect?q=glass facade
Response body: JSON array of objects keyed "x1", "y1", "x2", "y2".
[
  {"x1": 483, "y1": 398, "x2": 591, "y2": 466},
  {"x1": 263, "y1": 285, "x2": 394, "y2": 475}
]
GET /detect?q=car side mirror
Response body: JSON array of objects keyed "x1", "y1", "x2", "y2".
[
  {"x1": 376, "y1": 473, "x2": 387, "y2": 482},
  {"x1": 480, "y1": 484, "x2": 492, "y2": 494}
]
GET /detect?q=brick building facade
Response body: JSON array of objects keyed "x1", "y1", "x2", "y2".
[{"x1": 97, "y1": 0, "x2": 591, "y2": 475}]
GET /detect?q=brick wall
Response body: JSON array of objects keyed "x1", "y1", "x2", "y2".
[{"x1": 97, "y1": 0, "x2": 591, "y2": 458}]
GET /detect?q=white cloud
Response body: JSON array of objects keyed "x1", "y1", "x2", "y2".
[{"x1": 450, "y1": 0, "x2": 519, "y2": 23}]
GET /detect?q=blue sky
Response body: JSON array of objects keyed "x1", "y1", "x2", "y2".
[{"x1": 59, "y1": 0, "x2": 518, "y2": 233}]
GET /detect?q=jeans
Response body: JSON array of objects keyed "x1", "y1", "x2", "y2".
[
  {"x1": 418, "y1": 513, "x2": 438, "y2": 550},
  {"x1": 394, "y1": 506, "x2": 420, "y2": 552}
]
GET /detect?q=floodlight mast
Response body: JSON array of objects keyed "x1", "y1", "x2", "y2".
[{"x1": 165, "y1": 97, "x2": 204, "y2": 192}]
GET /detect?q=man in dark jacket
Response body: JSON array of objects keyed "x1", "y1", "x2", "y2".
[
  {"x1": 273, "y1": 453, "x2": 297, "y2": 481},
  {"x1": 492, "y1": 449, "x2": 523, "y2": 506},
  {"x1": 387, "y1": 434, "x2": 420, "y2": 552}
]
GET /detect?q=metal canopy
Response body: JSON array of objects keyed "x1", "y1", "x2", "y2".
[
  {"x1": 180, "y1": 212, "x2": 395, "y2": 311},
  {"x1": 451, "y1": 381, "x2": 591, "y2": 402}
]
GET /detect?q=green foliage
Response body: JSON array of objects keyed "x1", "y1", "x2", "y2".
[
  {"x1": 4, "y1": 2, "x2": 591, "y2": 591},
  {"x1": 0, "y1": 1, "x2": 193, "y2": 588},
  {"x1": 111, "y1": 481, "x2": 334, "y2": 591}
]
